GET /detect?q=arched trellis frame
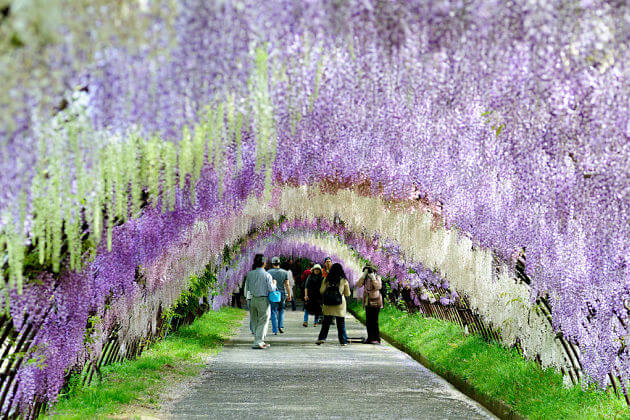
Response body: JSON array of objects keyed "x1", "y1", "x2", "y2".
[
  {"x1": 0, "y1": 1, "x2": 629, "y2": 418},
  {"x1": 1, "y1": 1, "x2": 629, "y2": 415},
  {"x1": 3, "y1": 182, "x2": 628, "y2": 417}
]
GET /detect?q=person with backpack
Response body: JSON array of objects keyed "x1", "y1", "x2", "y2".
[
  {"x1": 315, "y1": 263, "x2": 351, "y2": 346},
  {"x1": 356, "y1": 265, "x2": 383, "y2": 344},
  {"x1": 304, "y1": 264, "x2": 324, "y2": 327}
]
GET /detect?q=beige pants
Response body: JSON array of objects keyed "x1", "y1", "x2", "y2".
[{"x1": 250, "y1": 296, "x2": 271, "y2": 346}]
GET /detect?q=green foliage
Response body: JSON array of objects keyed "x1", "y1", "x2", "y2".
[
  {"x1": 3, "y1": 213, "x2": 25, "y2": 293},
  {"x1": 163, "y1": 265, "x2": 221, "y2": 332},
  {"x1": 251, "y1": 44, "x2": 276, "y2": 201},
  {"x1": 112, "y1": 142, "x2": 126, "y2": 222},
  {"x1": 178, "y1": 125, "x2": 193, "y2": 191},
  {"x1": 127, "y1": 134, "x2": 142, "y2": 217},
  {"x1": 193, "y1": 113, "x2": 208, "y2": 184},
  {"x1": 145, "y1": 135, "x2": 162, "y2": 205},
  {"x1": 83, "y1": 315, "x2": 102, "y2": 345},
  {"x1": 348, "y1": 302, "x2": 630, "y2": 420},
  {"x1": 162, "y1": 141, "x2": 177, "y2": 212},
  {"x1": 48, "y1": 307, "x2": 245, "y2": 419},
  {"x1": 226, "y1": 93, "x2": 244, "y2": 170}
]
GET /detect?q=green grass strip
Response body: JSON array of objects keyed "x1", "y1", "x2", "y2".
[
  {"x1": 349, "y1": 301, "x2": 629, "y2": 420},
  {"x1": 47, "y1": 307, "x2": 246, "y2": 419}
]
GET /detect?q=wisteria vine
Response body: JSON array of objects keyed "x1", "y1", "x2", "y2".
[{"x1": 1, "y1": 0, "x2": 629, "y2": 416}]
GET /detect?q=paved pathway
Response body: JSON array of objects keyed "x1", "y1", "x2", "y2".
[{"x1": 171, "y1": 307, "x2": 496, "y2": 419}]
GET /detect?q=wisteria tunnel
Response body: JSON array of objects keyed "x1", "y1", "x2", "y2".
[{"x1": 1, "y1": 0, "x2": 629, "y2": 418}]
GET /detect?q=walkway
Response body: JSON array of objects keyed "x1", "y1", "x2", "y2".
[{"x1": 171, "y1": 307, "x2": 496, "y2": 419}]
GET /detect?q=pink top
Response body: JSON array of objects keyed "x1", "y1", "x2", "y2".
[{"x1": 357, "y1": 271, "x2": 383, "y2": 309}]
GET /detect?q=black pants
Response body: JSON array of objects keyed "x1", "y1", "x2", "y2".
[
  {"x1": 366, "y1": 307, "x2": 381, "y2": 342},
  {"x1": 231, "y1": 292, "x2": 242, "y2": 308},
  {"x1": 317, "y1": 315, "x2": 348, "y2": 344},
  {"x1": 290, "y1": 288, "x2": 296, "y2": 311}
]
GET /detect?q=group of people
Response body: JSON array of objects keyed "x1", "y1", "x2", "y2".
[{"x1": 243, "y1": 254, "x2": 383, "y2": 350}]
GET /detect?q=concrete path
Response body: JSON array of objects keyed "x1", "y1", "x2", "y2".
[{"x1": 171, "y1": 307, "x2": 497, "y2": 419}]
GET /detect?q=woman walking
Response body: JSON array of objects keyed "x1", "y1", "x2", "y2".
[
  {"x1": 316, "y1": 263, "x2": 351, "y2": 346},
  {"x1": 304, "y1": 264, "x2": 324, "y2": 327},
  {"x1": 356, "y1": 266, "x2": 382, "y2": 344}
]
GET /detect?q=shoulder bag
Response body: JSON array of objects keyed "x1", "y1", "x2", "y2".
[{"x1": 268, "y1": 290, "x2": 281, "y2": 303}]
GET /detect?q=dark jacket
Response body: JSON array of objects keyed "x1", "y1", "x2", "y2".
[{"x1": 305, "y1": 273, "x2": 323, "y2": 315}]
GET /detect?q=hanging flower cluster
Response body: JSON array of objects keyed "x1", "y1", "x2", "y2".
[
  {"x1": 0, "y1": 179, "x2": 589, "y2": 413},
  {"x1": 1, "y1": 0, "x2": 629, "y2": 412},
  {"x1": 273, "y1": 186, "x2": 581, "y2": 374}
]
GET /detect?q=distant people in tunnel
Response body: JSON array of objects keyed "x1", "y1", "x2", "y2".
[
  {"x1": 304, "y1": 264, "x2": 324, "y2": 327},
  {"x1": 231, "y1": 273, "x2": 244, "y2": 309},
  {"x1": 357, "y1": 264, "x2": 382, "y2": 344},
  {"x1": 322, "y1": 256, "x2": 332, "y2": 278},
  {"x1": 282, "y1": 260, "x2": 297, "y2": 311},
  {"x1": 289, "y1": 259, "x2": 304, "y2": 306},
  {"x1": 316, "y1": 263, "x2": 351, "y2": 346},
  {"x1": 244, "y1": 254, "x2": 277, "y2": 349},
  {"x1": 268, "y1": 256, "x2": 292, "y2": 334},
  {"x1": 301, "y1": 265, "x2": 311, "y2": 325}
]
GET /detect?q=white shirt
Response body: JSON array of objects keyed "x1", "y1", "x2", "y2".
[{"x1": 287, "y1": 270, "x2": 295, "y2": 288}]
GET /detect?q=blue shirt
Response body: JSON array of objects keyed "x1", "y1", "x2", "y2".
[{"x1": 244, "y1": 268, "x2": 276, "y2": 297}]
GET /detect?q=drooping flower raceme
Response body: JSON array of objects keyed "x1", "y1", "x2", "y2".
[{"x1": 1, "y1": 0, "x2": 629, "y2": 413}]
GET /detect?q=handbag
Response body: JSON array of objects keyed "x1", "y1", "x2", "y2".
[
  {"x1": 268, "y1": 290, "x2": 282, "y2": 303},
  {"x1": 367, "y1": 295, "x2": 381, "y2": 308}
]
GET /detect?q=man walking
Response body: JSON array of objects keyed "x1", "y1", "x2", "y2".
[
  {"x1": 244, "y1": 254, "x2": 276, "y2": 349},
  {"x1": 322, "y1": 256, "x2": 332, "y2": 278},
  {"x1": 268, "y1": 256, "x2": 292, "y2": 334}
]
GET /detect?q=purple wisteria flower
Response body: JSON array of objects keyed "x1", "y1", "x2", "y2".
[{"x1": 1, "y1": 0, "x2": 629, "y2": 414}]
